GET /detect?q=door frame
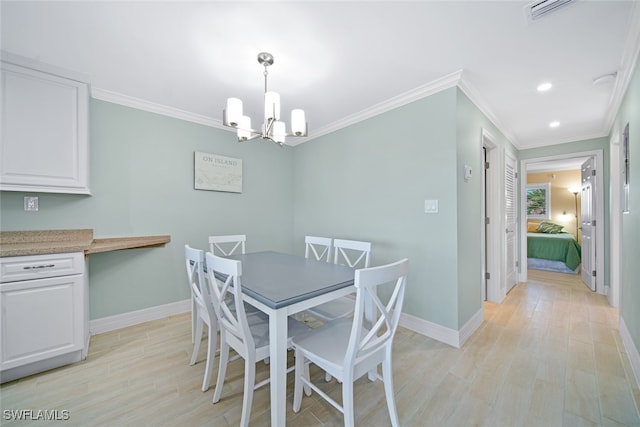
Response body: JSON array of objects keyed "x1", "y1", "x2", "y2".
[
  {"x1": 481, "y1": 128, "x2": 502, "y2": 302},
  {"x1": 519, "y1": 149, "x2": 606, "y2": 294},
  {"x1": 609, "y1": 127, "x2": 623, "y2": 307}
]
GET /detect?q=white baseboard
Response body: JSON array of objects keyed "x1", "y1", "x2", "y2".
[
  {"x1": 90, "y1": 299, "x2": 191, "y2": 335},
  {"x1": 619, "y1": 316, "x2": 640, "y2": 389},
  {"x1": 399, "y1": 308, "x2": 484, "y2": 349},
  {"x1": 459, "y1": 308, "x2": 485, "y2": 347},
  {"x1": 90, "y1": 299, "x2": 486, "y2": 351}
]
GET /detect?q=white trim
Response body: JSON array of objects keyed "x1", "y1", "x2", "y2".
[
  {"x1": 290, "y1": 69, "x2": 463, "y2": 145},
  {"x1": 458, "y1": 308, "x2": 485, "y2": 347},
  {"x1": 89, "y1": 299, "x2": 191, "y2": 335},
  {"x1": 399, "y1": 308, "x2": 484, "y2": 349},
  {"x1": 609, "y1": 128, "x2": 622, "y2": 307},
  {"x1": 619, "y1": 316, "x2": 640, "y2": 389},
  {"x1": 603, "y1": 1, "x2": 640, "y2": 136},
  {"x1": 458, "y1": 75, "x2": 517, "y2": 147},
  {"x1": 91, "y1": 87, "x2": 226, "y2": 130},
  {"x1": 482, "y1": 129, "x2": 504, "y2": 304},
  {"x1": 92, "y1": 72, "x2": 465, "y2": 148}
]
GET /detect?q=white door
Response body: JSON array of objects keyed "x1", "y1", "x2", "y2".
[
  {"x1": 504, "y1": 153, "x2": 518, "y2": 293},
  {"x1": 581, "y1": 157, "x2": 596, "y2": 291}
]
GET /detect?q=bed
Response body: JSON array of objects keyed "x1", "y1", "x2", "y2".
[{"x1": 527, "y1": 232, "x2": 581, "y2": 274}]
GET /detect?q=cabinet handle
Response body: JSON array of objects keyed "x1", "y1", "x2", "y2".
[{"x1": 23, "y1": 264, "x2": 56, "y2": 270}]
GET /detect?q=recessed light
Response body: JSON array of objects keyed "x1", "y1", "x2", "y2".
[
  {"x1": 549, "y1": 121, "x2": 560, "y2": 128},
  {"x1": 537, "y1": 82, "x2": 553, "y2": 92}
]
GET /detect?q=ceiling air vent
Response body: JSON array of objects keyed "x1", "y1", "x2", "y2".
[{"x1": 526, "y1": 0, "x2": 576, "y2": 21}]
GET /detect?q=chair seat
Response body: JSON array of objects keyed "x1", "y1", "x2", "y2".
[
  {"x1": 292, "y1": 318, "x2": 367, "y2": 373},
  {"x1": 305, "y1": 296, "x2": 355, "y2": 322}
]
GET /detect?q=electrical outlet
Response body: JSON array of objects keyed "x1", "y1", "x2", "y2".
[{"x1": 24, "y1": 196, "x2": 39, "y2": 211}]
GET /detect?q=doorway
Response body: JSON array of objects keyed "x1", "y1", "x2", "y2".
[
  {"x1": 481, "y1": 129, "x2": 502, "y2": 303},
  {"x1": 520, "y1": 150, "x2": 606, "y2": 294}
]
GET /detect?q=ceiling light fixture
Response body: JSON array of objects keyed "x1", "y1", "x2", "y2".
[
  {"x1": 549, "y1": 121, "x2": 560, "y2": 128},
  {"x1": 537, "y1": 82, "x2": 552, "y2": 92},
  {"x1": 223, "y1": 52, "x2": 307, "y2": 147}
]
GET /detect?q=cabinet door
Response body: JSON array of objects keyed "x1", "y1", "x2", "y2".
[
  {"x1": 0, "y1": 275, "x2": 84, "y2": 370},
  {"x1": 0, "y1": 58, "x2": 89, "y2": 194}
]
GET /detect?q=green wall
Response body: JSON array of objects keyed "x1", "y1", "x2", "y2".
[
  {"x1": 292, "y1": 87, "x2": 515, "y2": 330},
  {"x1": 0, "y1": 100, "x2": 294, "y2": 318},
  {"x1": 612, "y1": 54, "x2": 640, "y2": 355}
]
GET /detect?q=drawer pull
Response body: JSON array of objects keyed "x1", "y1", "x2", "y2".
[{"x1": 23, "y1": 264, "x2": 56, "y2": 270}]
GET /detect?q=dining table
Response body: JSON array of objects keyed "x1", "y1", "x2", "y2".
[{"x1": 225, "y1": 250, "x2": 356, "y2": 427}]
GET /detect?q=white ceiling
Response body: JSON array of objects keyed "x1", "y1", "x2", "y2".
[{"x1": 2, "y1": 1, "x2": 639, "y2": 149}]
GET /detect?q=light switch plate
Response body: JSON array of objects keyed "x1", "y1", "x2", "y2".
[
  {"x1": 24, "y1": 196, "x2": 39, "y2": 211},
  {"x1": 424, "y1": 199, "x2": 438, "y2": 213}
]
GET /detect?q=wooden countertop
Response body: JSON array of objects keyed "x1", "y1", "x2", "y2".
[
  {"x1": 87, "y1": 235, "x2": 171, "y2": 254},
  {"x1": 0, "y1": 229, "x2": 171, "y2": 257}
]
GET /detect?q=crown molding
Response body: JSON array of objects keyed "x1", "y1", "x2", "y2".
[
  {"x1": 91, "y1": 87, "x2": 226, "y2": 130},
  {"x1": 603, "y1": 0, "x2": 640, "y2": 135},
  {"x1": 457, "y1": 72, "x2": 518, "y2": 148},
  {"x1": 292, "y1": 70, "x2": 464, "y2": 146},
  {"x1": 515, "y1": 130, "x2": 609, "y2": 151}
]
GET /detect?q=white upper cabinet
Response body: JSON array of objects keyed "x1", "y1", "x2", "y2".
[{"x1": 1, "y1": 52, "x2": 90, "y2": 194}]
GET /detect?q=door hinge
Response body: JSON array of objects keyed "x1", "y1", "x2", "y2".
[
  {"x1": 592, "y1": 270, "x2": 597, "y2": 277},
  {"x1": 485, "y1": 162, "x2": 490, "y2": 169},
  {"x1": 485, "y1": 272, "x2": 491, "y2": 280},
  {"x1": 516, "y1": 260, "x2": 519, "y2": 267},
  {"x1": 485, "y1": 217, "x2": 490, "y2": 225},
  {"x1": 515, "y1": 172, "x2": 519, "y2": 179},
  {"x1": 592, "y1": 220, "x2": 596, "y2": 226},
  {"x1": 592, "y1": 169, "x2": 596, "y2": 176}
]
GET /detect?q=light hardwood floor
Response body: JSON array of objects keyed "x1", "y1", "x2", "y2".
[{"x1": 2, "y1": 269, "x2": 639, "y2": 426}]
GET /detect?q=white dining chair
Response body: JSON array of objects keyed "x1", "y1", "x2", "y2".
[
  {"x1": 184, "y1": 244, "x2": 217, "y2": 392},
  {"x1": 305, "y1": 235, "x2": 332, "y2": 262},
  {"x1": 205, "y1": 252, "x2": 311, "y2": 427},
  {"x1": 292, "y1": 258, "x2": 409, "y2": 427},
  {"x1": 208, "y1": 234, "x2": 246, "y2": 256},
  {"x1": 304, "y1": 239, "x2": 372, "y2": 323}
]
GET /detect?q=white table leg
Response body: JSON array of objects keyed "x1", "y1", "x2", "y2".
[{"x1": 269, "y1": 310, "x2": 288, "y2": 427}]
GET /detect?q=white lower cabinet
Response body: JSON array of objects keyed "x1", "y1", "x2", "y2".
[{"x1": 0, "y1": 252, "x2": 89, "y2": 383}]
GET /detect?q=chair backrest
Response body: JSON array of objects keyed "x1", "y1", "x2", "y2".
[
  {"x1": 346, "y1": 258, "x2": 409, "y2": 375},
  {"x1": 205, "y1": 252, "x2": 259, "y2": 354},
  {"x1": 333, "y1": 239, "x2": 371, "y2": 268},
  {"x1": 185, "y1": 245, "x2": 216, "y2": 320},
  {"x1": 305, "y1": 236, "x2": 332, "y2": 262},
  {"x1": 208, "y1": 234, "x2": 246, "y2": 256}
]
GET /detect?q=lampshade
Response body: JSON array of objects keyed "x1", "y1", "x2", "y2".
[
  {"x1": 237, "y1": 116, "x2": 251, "y2": 141},
  {"x1": 273, "y1": 121, "x2": 286, "y2": 144},
  {"x1": 264, "y1": 91, "x2": 280, "y2": 121},
  {"x1": 291, "y1": 109, "x2": 306, "y2": 136},
  {"x1": 225, "y1": 98, "x2": 243, "y2": 127}
]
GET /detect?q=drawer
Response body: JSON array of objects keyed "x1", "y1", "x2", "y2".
[{"x1": 0, "y1": 252, "x2": 84, "y2": 283}]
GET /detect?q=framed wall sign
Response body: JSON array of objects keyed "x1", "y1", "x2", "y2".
[
  {"x1": 526, "y1": 182, "x2": 550, "y2": 219},
  {"x1": 194, "y1": 152, "x2": 242, "y2": 193}
]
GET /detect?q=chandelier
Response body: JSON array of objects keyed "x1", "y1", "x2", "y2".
[{"x1": 223, "y1": 52, "x2": 308, "y2": 147}]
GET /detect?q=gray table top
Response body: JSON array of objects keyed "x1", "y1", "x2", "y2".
[{"x1": 227, "y1": 251, "x2": 355, "y2": 309}]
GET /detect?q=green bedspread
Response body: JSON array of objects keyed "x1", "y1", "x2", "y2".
[{"x1": 527, "y1": 232, "x2": 582, "y2": 270}]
